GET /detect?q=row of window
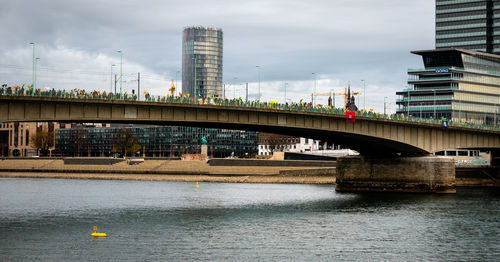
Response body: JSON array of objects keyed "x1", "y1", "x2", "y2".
[
  {"x1": 436, "y1": 39, "x2": 486, "y2": 47},
  {"x1": 462, "y1": 72, "x2": 500, "y2": 86},
  {"x1": 437, "y1": 9, "x2": 486, "y2": 19},
  {"x1": 436, "y1": 0, "x2": 485, "y2": 6},
  {"x1": 459, "y1": 83, "x2": 500, "y2": 96},
  {"x1": 436, "y1": 14, "x2": 486, "y2": 23},
  {"x1": 454, "y1": 92, "x2": 500, "y2": 105},
  {"x1": 436, "y1": 31, "x2": 486, "y2": 39},
  {"x1": 436, "y1": 5, "x2": 486, "y2": 15},
  {"x1": 452, "y1": 101, "x2": 500, "y2": 114},
  {"x1": 436, "y1": 22, "x2": 486, "y2": 31}
]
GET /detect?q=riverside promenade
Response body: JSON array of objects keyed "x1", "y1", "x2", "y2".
[{"x1": 0, "y1": 159, "x2": 336, "y2": 184}]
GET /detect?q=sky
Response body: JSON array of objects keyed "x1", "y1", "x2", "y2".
[{"x1": 0, "y1": 0, "x2": 435, "y2": 113}]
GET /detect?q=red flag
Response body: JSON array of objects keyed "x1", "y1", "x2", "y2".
[{"x1": 346, "y1": 111, "x2": 355, "y2": 123}]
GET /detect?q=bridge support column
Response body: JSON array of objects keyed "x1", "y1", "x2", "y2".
[{"x1": 335, "y1": 156, "x2": 455, "y2": 193}]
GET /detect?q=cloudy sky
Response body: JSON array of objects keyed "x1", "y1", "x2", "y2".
[{"x1": 0, "y1": 0, "x2": 434, "y2": 113}]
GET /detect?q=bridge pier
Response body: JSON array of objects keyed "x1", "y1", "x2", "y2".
[{"x1": 335, "y1": 156, "x2": 456, "y2": 193}]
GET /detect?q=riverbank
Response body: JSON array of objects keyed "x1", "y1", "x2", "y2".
[{"x1": 0, "y1": 159, "x2": 336, "y2": 184}]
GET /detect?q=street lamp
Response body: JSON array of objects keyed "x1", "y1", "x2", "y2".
[
  {"x1": 420, "y1": 102, "x2": 423, "y2": 119},
  {"x1": 110, "y1": 64, "x2": 116, "y2": 93},
  {"x1": 433, "y1": 89, "x2": 437, "y2": 119},
  {"x1": 384, "y1": 96, "x2": 388, "y2": 115},
  {"x1": 256, "y1": 66, "x2": 261, "y2": 100},
  {"x1": 284, "y1": 82, "x2": 288, "y2": 104},
  {"x1": 407, "y1": 88, "x2": 410, "y2": 116},
  {"x1": 361, "y1": 80, "x2": 366, "y2": 111},
  {"x1": 35, "y1": 57, "x2": 40, "y2": 90},
  {"x1": 117, "y1": 50, "x2": 123, "y2": 96},
  {"x1": 312, "y1": 72, "x2": 316, "y2": 106},
  {"x1": 29, "y1": 42, "x2": 35, "y2": 89}
]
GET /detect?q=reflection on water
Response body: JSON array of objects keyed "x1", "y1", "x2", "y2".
[{"x1": 0, "y1": 178, "x2": 499, "y2": 261}]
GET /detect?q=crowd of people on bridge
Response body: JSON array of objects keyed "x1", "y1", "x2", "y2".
[{"x1": 0, "y1": 84, "x2": 496, "y2": 131}]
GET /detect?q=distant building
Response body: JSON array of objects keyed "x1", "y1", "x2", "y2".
[
  {"x1": 182, "y1": 26, "x2": 223, "y2": 98},
  {"x1": 435, "y1": 0, "x2": 500, "y2": 54},
  {"x1": 257, "y1": 133, "x2": 350, "y2": 156},
  {"x1": 396, "y1": 48, "x2": 500, "y2": 125},
  {"x1": 0, "y1": 122, "x2": 64, "y2": 157},
  {"x1": 55, "y1": 125, "x2": 258, "y2": 158}
]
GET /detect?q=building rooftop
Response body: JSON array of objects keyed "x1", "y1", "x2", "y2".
[{"x1": 411, "y1": 48, "x2": 500, "y2": 63}]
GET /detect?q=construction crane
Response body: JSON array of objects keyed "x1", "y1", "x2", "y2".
[
  {"x1": 169, "y1": 80, "x2": 176, "y2": 96},
  {"x1": 311, "y1": 88, "x2": 360, "y2": 107}
]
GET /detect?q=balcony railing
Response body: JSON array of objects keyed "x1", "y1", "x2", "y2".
[
  {"x1": 408, "y1": 77, "x2": 461, "y2": 82},
  {"x1": 396, "y1": 96, "x2": 453, "y2": 103}
]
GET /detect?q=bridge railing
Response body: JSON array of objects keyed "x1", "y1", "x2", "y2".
[{"x1": 0, "y1": 86, "x2": 498, "y2": 132}]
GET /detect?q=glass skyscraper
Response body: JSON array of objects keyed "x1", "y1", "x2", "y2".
[
  {"x1": 182, "y1": 26, "x2": 223, "y2": 98},
  {"x1": 435, "y1": 0, "x2": 500, "y2": 54},
  {"x1": 396, "y1": 48, "x2": 500, "y2": 126}
]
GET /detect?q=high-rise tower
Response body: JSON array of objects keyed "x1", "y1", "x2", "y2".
[
  {"x1": 182, "y1": 26, "x2": 223, "y2": 98},
  {"x1": 436, "y1": 0, "x2": 500, "y2": 54}
]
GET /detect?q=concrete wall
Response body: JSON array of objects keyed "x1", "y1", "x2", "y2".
[
  {"x1": 335, "y1": 156, "x2": 456, "y2": 193},
  {"x1": 208, "y1": 159, "x2": 336, "y2": 167}
]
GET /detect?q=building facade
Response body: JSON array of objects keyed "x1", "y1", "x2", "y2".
[
  {"x1": 435, "y1": 0, "x2": 500, "y2": 54},
  {"x1": 55, "y1": 125, "x2": 258, "y2": 158},
  {"x1": 396, "y1": 48, "x2": 500, "y2": 126},
  {"x1": 0, "y1": 122, "x2": 63, "y2": 157},
  {"x1": 182, "y1": 26, "x2": 223, "y2": 98}
]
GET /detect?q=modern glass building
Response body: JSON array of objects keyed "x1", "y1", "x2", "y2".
[
  {"x1": 55, "y1": 125, "x2": 258, "y2": 158},
  {"x1": 182, "y1": 26, "x2": 223, "y2": 98},
  {"x1": 396, "y1": 48, "x2": 500, "y2": 126},
  {"x1": 435, "y1": 0, "x2": 500, "y2": 54}
]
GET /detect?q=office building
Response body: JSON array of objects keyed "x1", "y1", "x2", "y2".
[
  {"x1": 436, "y1": 0, "x2": 500, "y2": 54},
  {"x1": 55, "y1": 125, "x2": 258, "y2": 158},
  {"x1": 396, "y1": 48, "x2": 500, "y2": 125},
  {"x1": 182, "y1": 26, "x2": 223, "y2": 98}
]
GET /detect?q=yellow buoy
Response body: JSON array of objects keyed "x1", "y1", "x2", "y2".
[
  {"x1": 91, "y1": 226, "x2": 107, "y2": 237},
  {"x1": 196, "y1": 182, "x2": 199, "y2": 188}
]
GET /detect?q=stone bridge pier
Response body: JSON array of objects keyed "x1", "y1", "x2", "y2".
[{"x1": 335, "y1": 156, "x2": 456, "y2": 193}]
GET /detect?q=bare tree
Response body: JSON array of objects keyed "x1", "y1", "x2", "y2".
[
  {"x1": 30, "y1": 129, "x2": 55, "y2": 156},
  {"x1": 71, "y1": 126, "x2": 88, "y2": 157},
  {"x1": 112, "y1": 128, "x2": 141, "y2": 158}
]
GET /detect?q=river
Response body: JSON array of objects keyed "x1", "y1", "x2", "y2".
[{"x1": 0, "y1": 178, "x2": 499, "y2": 261}]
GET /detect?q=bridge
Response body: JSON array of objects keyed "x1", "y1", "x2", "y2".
[
  {"x1": 1, "y1": 94, "x2": 499, "y2": 193},
  {"x1": 0, "y1": 95, "x2": 499, "y2": 156}
]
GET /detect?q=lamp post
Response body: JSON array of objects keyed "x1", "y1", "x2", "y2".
[
  {"x1": 407, "y1": 90, "x2": 410, "y2": 116},
  {"x1": 458, "y1": 101, "x2": 462, "y2": 123},
  {"x1": 420, "y1": 102, "x2": 423, "y2": 119},
  {"x1": 29, "y1": 42, "x2": 35, "y2": 89},
  {"x1": 284, "y1": 82, "x2": 288, "y2": 104},
  {"x1": 361, "y1": 79, "x2": 366, "y2": 111},
  {"x1": 110, "y1": 64, "x2": 116, "y2": 93},
  {"x1": 433, "y1": 89, "x2": 436, "y2": 119},
  {"x1": 384, "y1": 96, "x2": 388, "y2": 115},
  {"x1": 117, "y1": 50, "x2": 123, "y2": 96},
  {"x1": 192, "y1": 56, "x2": 197, "y2": 99},
  {"x1": 35, "y1": 57, "x2": 40, "y2": 90},
  {"x1": 312, "y1": 72, "x2": 316, "y2": 106},
  {"x1": 256, "y1": 65, "x2": 260, "y2": 100}
]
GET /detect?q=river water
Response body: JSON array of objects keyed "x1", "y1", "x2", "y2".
[{"x1": 0, "y1": 178, "x2": 499, "y2": 261}]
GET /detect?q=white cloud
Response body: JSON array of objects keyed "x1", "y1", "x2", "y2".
[{"x1": 0, "y1": 0, "x2": 434, "y2": 114}]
